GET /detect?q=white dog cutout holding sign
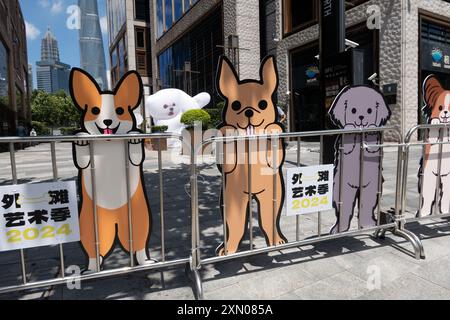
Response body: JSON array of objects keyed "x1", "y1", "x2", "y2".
[{"x1": 145, "y1": 89, "x2": 211, "y2": 148}]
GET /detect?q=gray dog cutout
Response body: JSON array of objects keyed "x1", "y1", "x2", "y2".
[{"x1": 328, "y1": 85, "x2": 392, "y2": 234}]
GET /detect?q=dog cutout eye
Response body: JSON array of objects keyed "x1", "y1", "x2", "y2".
[
  {"x1": 259, "y1": 100, "x2": 268, "y2": 110},
  {"x1": 231, "y1": 101, "x2": 242, "y2": 111},
  {"x1": 92, "y1": 107, "x2": 100, "y2": 115},
  {"x1": 351, "y1": 108, "x2": 357, "y2": 114},
  {"x1": 367, "y1": 108, "x2": 373, "y2": 114},
  {"x1": 439, "y1": 106, "x2": 444, "y2": 111},
  {"x1": 116, "y1": 107, "x2": 125, "y2": 115}
]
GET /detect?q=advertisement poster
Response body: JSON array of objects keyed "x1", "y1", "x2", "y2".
[
  {"x1": 0, "y1": 181, "x2": 80, "y2": 252},
  {"x1": 286, "y1": 165, "x2": 334, "y2": 216}
]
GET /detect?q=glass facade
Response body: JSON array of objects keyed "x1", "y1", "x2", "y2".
[
  {"x1": 158, "y1": 7, "x2": 223, "y2": 104},
  {"x1": 156, "y1": 0, "x2": 199, "y2": 38},
  {"x1": 0, "y1": 40, "x2": 12, "y2": 137},
  {"x1": 107, "y1": 0, "x2": 126, "y2": 44},
  {"x1": 0, "y1": 41, "x2": 9, "y2": 109},
  {"x1": 79, "y1": 0, "x2": 108, "y2": 90}
]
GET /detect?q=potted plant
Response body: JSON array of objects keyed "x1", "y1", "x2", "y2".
[
  {"x1": 145, "y1": 125, "x2": 169, "y2": 151},
  {"x1": 180, "y1": 109, "x2": 211, "y2": 155}
]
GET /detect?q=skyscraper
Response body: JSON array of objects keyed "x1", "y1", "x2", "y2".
[
  {"x1": 36, "y1": 28, "x2": 71, "y2": 94},
  {"x1": 78, "y1": 0, "x2": 108, "y2": 90},
  {"x1": 41, "y1": 28, "x2": 59, "y2": 62}
]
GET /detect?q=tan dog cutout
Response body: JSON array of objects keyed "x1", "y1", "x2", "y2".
[{"x1": 216, "y1": 56, "x2": 287, "y2": 256}]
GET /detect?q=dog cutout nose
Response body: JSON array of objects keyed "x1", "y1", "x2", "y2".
[
  {"x1": 445, "y1": 111, "x2": 449, "y2": 114},
  {"x1": 359, "y1": 116, "x2": 365, "y2": 121},
  {"x1": 245, "y1": 109, "x2": 254, "y2": 118},
  {"x1": 103, "y1": 119, "x2": 113, "y2": 127}
]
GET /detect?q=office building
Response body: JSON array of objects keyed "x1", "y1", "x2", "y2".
[
  {"x1": 106, "y1": 0, "x2": 153, "y2": 127},
  {"x1": 147, "y1": 0, "x2": 450, "y2": 137},
  {"x1": 0, "y1": 0, "x2": 31, "y2": 137},
  {"x1": 36, "y1": 29, "x2": 71, "y2": 94},
  {"x1": 79, "y1": 0, "x2": 108, "y2": 89}
]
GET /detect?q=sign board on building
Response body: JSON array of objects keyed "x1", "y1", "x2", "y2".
[
  {"x1": 286, "y1": 165, "x2": 334, "y2": 216},
  {"x1": 0, "y1": 181, "x2": 80, "y2": 252},
  {"x1": 421, "y1": 41, "x2": 450, "y2": 74}
]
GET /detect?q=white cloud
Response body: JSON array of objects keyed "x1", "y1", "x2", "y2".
[
  {"x1": 50, "y1": 0, "x2": 64, "y2": 14},
  {"x1": 25, "y1": 21, "x2": 41, "y2": 40},
  {"x1": 100, "y1": 16, "x2": 108, "y2": 35},
  {"x1": 38, "y1": 0, "x2": 50, "y2": 8}
]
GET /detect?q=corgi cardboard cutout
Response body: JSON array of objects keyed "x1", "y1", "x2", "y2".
[
  {"x1": 216, "y1": 55, "x2": 287, "y2": 256},
  {"x1": 69, "y1": 68, "x2": 154, "y2": 272},
  {"x1": 419, "y1": 75, "x2": 450, "y2": 216},
  {"x1": 328, "y1": 85, "x2": 391, "y2": 234}
]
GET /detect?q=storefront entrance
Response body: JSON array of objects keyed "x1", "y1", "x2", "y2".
[{"x1": 289, "y1": 24, "x2": 379, "y2": 133}]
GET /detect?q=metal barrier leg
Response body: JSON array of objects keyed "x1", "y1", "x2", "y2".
[
  {"x1": 392, "y1": 144, "x2": 425, "y2": 259},
  {"x1": 9, "y1": 142, "x2": 27, "y2": 284},
  {"x1": 188, "y1": 137, "x2": 204, "y2": 300},
  {"x1": 392, "y1": 227, "x2": 425, "y2": 260}
]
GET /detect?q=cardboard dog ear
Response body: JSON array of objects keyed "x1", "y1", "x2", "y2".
[
  {"x1": 114, "y1": 71, "x2": 143, "y2": 110},
  {"x1": 329, "y1": 86, "x2": 351, "y2": 128},
  {"x1": 217, "y1": 56, "x2": 239, "y2": 98},
  {"x1": 423, "y1": 75, "x2": 444, "y2": 108},
  {"x1": 376, "y1": 94, "x2": 392, "y2": 127},
  {"x1": 260, "y1": 56, "x2": 278, "y2": 94},
  {"x1": 69, "y1": 68, "x2": 102, "y2": 112}
]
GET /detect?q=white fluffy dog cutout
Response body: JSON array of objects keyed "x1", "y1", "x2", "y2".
[{"x1": 145, "y1": 89, "x2": 211, "y2": 148}]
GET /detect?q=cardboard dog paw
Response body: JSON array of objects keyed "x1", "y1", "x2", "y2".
[
  {"x1": 264, "y1": 123, "x2": 283, "y2": 134},
  {"x1": 74, "y1": 132, "x2": 90, "y2": 147}
]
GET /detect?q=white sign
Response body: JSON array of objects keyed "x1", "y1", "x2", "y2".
[
  {"x1": 0, "y1": 181, "x2": 80, "y2": 252},
  {"x1": 286, "y1": 165, "x2": 334, "y2": 216}
]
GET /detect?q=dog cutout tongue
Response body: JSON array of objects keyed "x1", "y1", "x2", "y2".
[
  {"x1": 104, "y1": 128, "x2": 113, "y2": 135},
  {"x1": 246, "y1": 125, "x2": 255, "y2": 136}
]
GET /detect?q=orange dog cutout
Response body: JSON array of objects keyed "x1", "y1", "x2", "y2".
[
  {"x1": 216, "y1": 56, "x2": 287, "y2": 256},
  {"x1": 69, "y1": 68, "x2": 153, "y2": 272}
]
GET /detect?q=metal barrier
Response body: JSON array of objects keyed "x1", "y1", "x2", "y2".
[
  {"x1": 0, "y1": 133, "x2": 195, "y2": 295},
  {"x1": 0, "y1": 126, "x2": 437, "y2": 299},
  {"x1": 398, "y1": 124, "x2": 450, "y2": 245},
  {"x1": 189, "y1": 126, "x2": 423, "y2": 300}
]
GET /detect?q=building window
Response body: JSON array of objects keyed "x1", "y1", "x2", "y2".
[
  {"x1": 174, "y1": 0, "x2": 183, "y2": 21},
  {"x1": 110, "y1": 33, "x2": 129, "y2": 86},
  {"x1": 157, "y1": 0, "x2": 164, "y2": 38},
  {"x1": 134, "y1": 0, "x2": 150, "y2": 22},
  {"x1": 283, "y1": 0, "x2": 317, "y2": 35},
  {"x1": 0, "y1": 40, "x2": 9, "y2": 112},
  {"x1": 135, "y1": 27, "x2": 149, "y2": 76},
  {"x1": 107, "y1": 0, "x2": 126, "y2": 44},
  {"x1": 156, "y1": 0, "x2": 197, "y2": 38},
  {"x1": 157, "y1": 6, "x2": 223, "y2": 104},
  {"x1": 282, "y1": 0, "x2": 369, "y2": 36},
  {"x1": 164, "y1": 0, "x2": 173, "y2": 31}
]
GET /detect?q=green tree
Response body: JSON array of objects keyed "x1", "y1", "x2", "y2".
[{"x1": 31, "y1": 90, "x2": 80, "y2": 130}]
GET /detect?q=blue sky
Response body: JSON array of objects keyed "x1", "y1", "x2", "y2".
[{"x1": 20, "y1": 0, "x2": 110, "y2": 89}]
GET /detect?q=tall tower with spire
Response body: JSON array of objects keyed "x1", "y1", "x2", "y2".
[
  {"x1": 36, "y1": 28, "x2": 71, "y2": 93},
  {"x1": 41, "y1": 27, "x2": 60, "y2": 62},
  {"x1": 78, "y1": 0, "x2": 108, "y2": 89}
]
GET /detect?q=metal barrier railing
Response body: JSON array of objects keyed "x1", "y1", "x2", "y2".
[
  {"x1": 189, "y1": 126, "x2": 423, "y2": 300},
  {"x1": 0, "y1": 133, "x2": 193, "y2": 295},
  {"x1": 401, "y1": 124, "x2": 450, "y2": 224},
  {"x1": 0, "y1": 125, "x2": 441, "y2": 299}
]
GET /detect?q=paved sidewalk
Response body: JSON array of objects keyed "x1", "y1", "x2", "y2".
[{"x1": 0, "y1": 141, "x2": 449, "y2": 300}]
